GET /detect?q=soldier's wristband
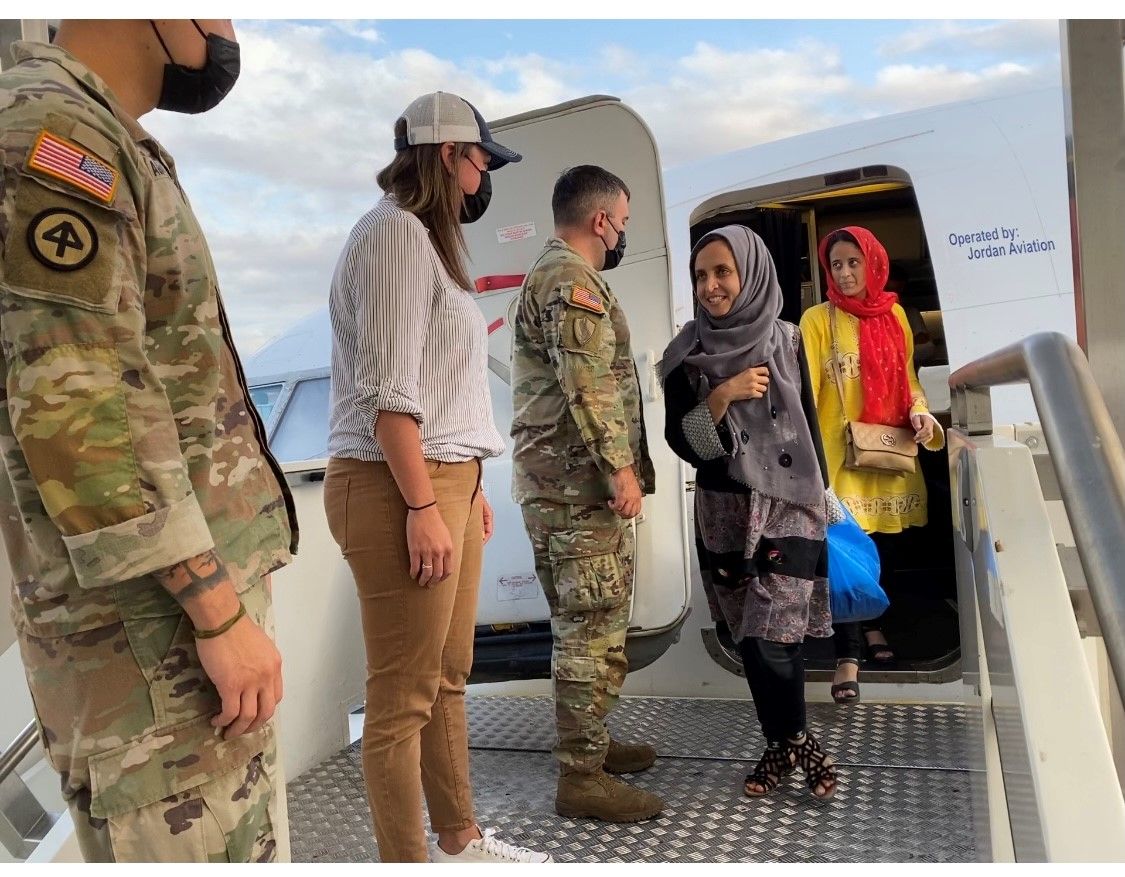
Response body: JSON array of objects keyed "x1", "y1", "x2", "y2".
[
  {"x1": 406, "y1": 500, "x2": 438, "y2": 512},
  {"x1": 192, "y1": 600, "x2": 246, "y2": 639}
]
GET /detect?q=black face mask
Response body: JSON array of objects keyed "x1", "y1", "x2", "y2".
[
  {"x1": 601, "y1": 222, "x2": 627, "y2": 271},
  {"x1": 460, "y1": 170, "x2": 491, "y2": 224},
  {"x1": 150, "y1": 20, "x2": 240, "y2": 114}
]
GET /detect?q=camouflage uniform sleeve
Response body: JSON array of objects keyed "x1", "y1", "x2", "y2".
[
  {"x1": 0, "y1": 125, "x2": 214, "y2": 589},
  {"x1": 544, "y1": 282, "x2": 635, "y2": 476},
  {"x1": 350, "y1": 212, "x2": 433, "y2": 431}
]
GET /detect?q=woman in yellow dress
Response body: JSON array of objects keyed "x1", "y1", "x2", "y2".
[{"x1": 799, "y1": 226, "x2": 945, "y2": 703}]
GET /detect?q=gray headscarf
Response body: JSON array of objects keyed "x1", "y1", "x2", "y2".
[{"x1": 661, "y1": 225, "x2": 823, "y2": 506}]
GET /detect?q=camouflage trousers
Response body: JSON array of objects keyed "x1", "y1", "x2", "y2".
[
  {"x1": 16, "y1": 578, "x2": 280, "y2": 862},
  {"x1": 520, "y1": 499, "x2": 634, "y2": 773}
]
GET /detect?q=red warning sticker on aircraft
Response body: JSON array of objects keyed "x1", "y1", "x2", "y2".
[{"x1": 496, "y1": 222, "x2": 537, "y2": 244}]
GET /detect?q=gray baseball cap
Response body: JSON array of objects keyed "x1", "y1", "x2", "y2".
[{"x1": 393, "y1": 91, "x2": 522, "y2": 169}]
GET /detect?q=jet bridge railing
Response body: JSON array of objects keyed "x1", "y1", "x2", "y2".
[
  {"x1": 950, "y1": 331, "x2": 1125, "y2": 707},
  {"x1": 0, "y1": 724, "x2": 37, "y2": 787},
  {"x1": 0, "y1": 722, "x2": 54, "y2": 860},
  {"x1": 949, "y1": 330, "x2": 1125, "y2": 861}
]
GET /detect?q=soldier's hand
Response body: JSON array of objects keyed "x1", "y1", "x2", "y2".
[
  {"x1": 609, "y1": 466, "x2": 643, "y2": 519},
  {"x1": 407, "y1": 505, "x2": 455, "y2": 586},
  {"x1": 196, "y1": 614, "x2": 284, "y2": 740},
  {"x1": 722, "y1": 365, "x2": 771, "y2": 402}
]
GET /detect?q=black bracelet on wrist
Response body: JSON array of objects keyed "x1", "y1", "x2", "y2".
[{"x1": 406, "y1": 500, "x2": 438, "y2": 512}]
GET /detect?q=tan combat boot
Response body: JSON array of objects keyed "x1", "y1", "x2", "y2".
[
  {"x1": 603, "y1": 739, "x2": 657, "y2": 774},
  {"x1": 555, "y1": 769, "x2": 664, "y2": 822}
]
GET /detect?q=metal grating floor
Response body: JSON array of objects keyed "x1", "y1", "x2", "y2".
[{"x1": 288, "y1": 695, "x2": 980, "y2": 863}]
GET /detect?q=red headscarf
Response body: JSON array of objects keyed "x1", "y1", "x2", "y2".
[{"x1": 817, "y1": 226, "x2": 912, "y2": 427}]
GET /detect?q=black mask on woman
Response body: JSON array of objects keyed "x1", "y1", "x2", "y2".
[
  {"x1": 601, "y1": 225, "x2": 627, "y2": 270},
  {"x1": 150, "y1": 20, "x2": 241, "y2": 115},
  {"x1": 460, "y1": 170, "x2": 492, "y2": 224}
]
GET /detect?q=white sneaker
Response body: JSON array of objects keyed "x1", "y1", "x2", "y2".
[{"x1": 431, "y1": 827, "x2": 553, "y2": 863}]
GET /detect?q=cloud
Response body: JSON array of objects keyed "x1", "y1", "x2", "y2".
[
  {"x1": 202, "y1": 226, "x2": 346, "y2": 353},
  {"x1": 867, "y1": 60, "x2": 1047, "y2": 111},
  {"x1": 333, "y1": 20, "x2": 382, "y2": 44},
  {"x1": 153, "y1": 26, "x2": 576, "y2": 197},
  {"x1": 598, "y1": 43, "x2": 651, "y2": 82},
  {"x1": 627, "y1": 40, "x2": 852, "y2": 167},
  {"x1": 879, "y1": 19, "x2": 1059, "y2": 59}
]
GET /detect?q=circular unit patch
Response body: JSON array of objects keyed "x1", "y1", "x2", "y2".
[{"x1": 27, "y1": 208, "x2": 99, "y2": 272}]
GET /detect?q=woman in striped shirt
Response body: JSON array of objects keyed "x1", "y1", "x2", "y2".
[{"x1": 323, "y1": 92, "x2": 550, "y2": 864}]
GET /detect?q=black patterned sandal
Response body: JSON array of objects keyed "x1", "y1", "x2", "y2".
[
  {"x1": 743, "y1": 742, "x2": 797, "y2": 797},
  {"x1": 787, "y1": 731, "x2": 838, "y2": 801}
]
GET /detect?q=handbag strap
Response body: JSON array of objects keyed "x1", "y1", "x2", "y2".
[{"x1": 827, "y1": 303, "x2": 851, "y2": 428}]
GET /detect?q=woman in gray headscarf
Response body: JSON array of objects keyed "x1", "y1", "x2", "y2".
[{"x1": 662, "y1": 225, "x2": 838, "y2": 801}]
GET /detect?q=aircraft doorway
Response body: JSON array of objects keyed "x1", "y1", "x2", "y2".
[{"x1": 690, "y1": 168, "x2": 959, "y2": 683}]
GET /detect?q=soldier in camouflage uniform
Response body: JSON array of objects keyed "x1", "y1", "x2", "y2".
[
  {"x1": 0, "y1": 22, "x2": 297, "y2": 861},
  {"x1": 511, "y1": 165, "x2": 663, "y2": 823}
]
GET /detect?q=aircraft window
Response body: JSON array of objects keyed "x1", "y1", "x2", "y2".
[
  {"x1": 249, "y1": 383, "x2": 284, "y2": 423},
  {"x1": 271, "y1": 377, "x2": 330, "y2": 462}
]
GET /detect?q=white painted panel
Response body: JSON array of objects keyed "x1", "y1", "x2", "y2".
[{"x1": 271, "y1": 474, "x2": 367, "y2": 781}]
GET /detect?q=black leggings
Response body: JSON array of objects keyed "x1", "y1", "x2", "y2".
[
  {"x1": 833, "y1": 529, "x2": 899, "y2": 662},
  {"x1": 739, "y1": 637, "x2": 806, "y2": 743}
]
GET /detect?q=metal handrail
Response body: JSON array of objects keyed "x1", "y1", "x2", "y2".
[
  {"x1": 0, "y1": 723, "x2": 38, "y2": 786},
  {"x1": 949, "y1": 331, "x2": 1125, "y2": 707}
]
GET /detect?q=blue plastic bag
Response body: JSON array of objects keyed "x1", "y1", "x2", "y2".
[{"x1": 827, "y1": 504, "x2": 888, "y2": 625}]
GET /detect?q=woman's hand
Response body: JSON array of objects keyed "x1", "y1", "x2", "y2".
[
  {"x1": 725, "y1": 365, "x2": 771, "y2": 401},
  {"x1": 911, "y1": 412, "x2": 935, "y2": 445},
  {"x1": 707, "y1": 365, "x2": 770, "y2": 423},
  {"x1": 407, "y1": 506, "x2": 454, "y2": 587},
  {"x1": 482, "y1": 494, "x2": 494, "y2": 544}
]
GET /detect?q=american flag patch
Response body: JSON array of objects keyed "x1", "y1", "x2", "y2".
[
  {"x1": 568, "y1": 286, "x2": 605, "y2": 314},
  {"x1": 27, "y1": 131, "x2": 119, "y2": 204}
]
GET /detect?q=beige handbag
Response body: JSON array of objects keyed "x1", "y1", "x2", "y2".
[{"x1": 828, "y1": 304, "x2": 918, "y2": 476}]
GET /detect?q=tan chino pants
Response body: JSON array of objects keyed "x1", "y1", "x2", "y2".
[{"x1": 324, "y1": 456, "x2": 482, "y2": 863}]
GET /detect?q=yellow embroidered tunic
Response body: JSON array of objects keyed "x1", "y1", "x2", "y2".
[{"x1": 799, "y1": 302, "x2": 944, "y2": 534}]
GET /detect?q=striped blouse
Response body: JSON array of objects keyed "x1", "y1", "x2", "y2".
[{"x1": 327, "y1": 196, "x2": 505, "y2": 463}]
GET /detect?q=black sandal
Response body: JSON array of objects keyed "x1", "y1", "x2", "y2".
[
  {"x1": 831, "y1": 659, "x2": 861, "y2": 704},
  {"x1": 864, "y1": 630, "x2": 896, "y2": 663},
  {"x1": 831, "y1": 681, "x2": 860, "y2": 704},
  {"x1": 743, "y1": 742, "x2": 797, "y2": 797},
  {"x1": 787, "y1": 731, "x2": 838, "y2": 801}
]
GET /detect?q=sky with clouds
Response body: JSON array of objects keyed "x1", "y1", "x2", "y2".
[{"x1": 137, "y1": 18, "x2": 1064, "y2": 356}]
